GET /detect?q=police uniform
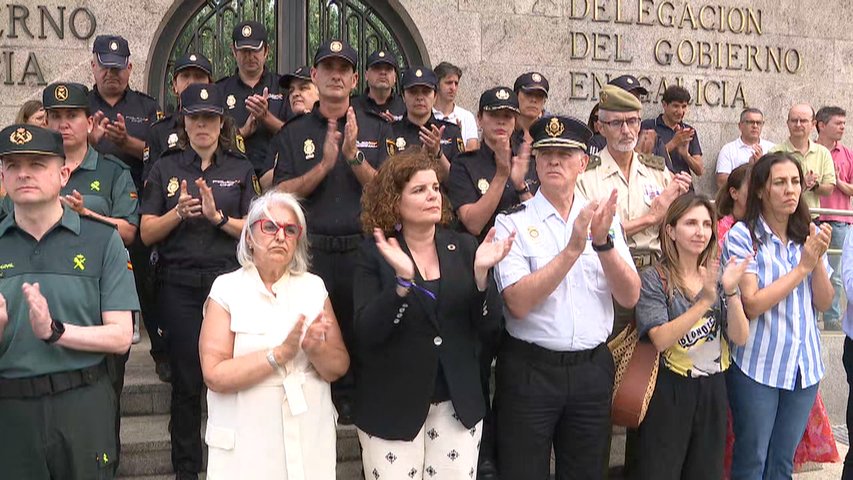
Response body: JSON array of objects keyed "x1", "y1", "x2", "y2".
[
  {"x1": 139, "y1": 84, "x2": 258, "y2": 477},
  {"x1": 493, "y1": 116, "x2": 635, "y2": 480},
  {"x1": 279, "y1": 65, "x2": 314, "y2": 122},
  {"x1": 351, "y1": 49, "x2": 405, "y2": 121},
  {"x1": 88, "y1": 35, "x2": 162, "y2": 190},
  {"x1": 0, "y1": 124, "x2": 139, "y2": 479},
  {"x1": 216, "y1": 21, "x2": 286, "y2": 176}
]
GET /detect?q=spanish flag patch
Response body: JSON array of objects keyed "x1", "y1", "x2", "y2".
[{"x1": 127, "y1": 261, "x2": 133, "y2": 271}]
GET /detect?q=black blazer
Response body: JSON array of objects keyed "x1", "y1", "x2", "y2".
[{"x1": 352, "y1": 228, "x2": 502, "y2": 440}]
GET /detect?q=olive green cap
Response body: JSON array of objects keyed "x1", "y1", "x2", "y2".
[{"x1": 598, "y1": 84, "x2": 642, "y2": 112}]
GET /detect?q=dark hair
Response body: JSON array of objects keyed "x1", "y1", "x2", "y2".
[
  {"x1": 433, "y1": 62, "x2": 462, "y2": 81},
  {"x1": 658, "y1": 193, "x2": 717, "y2": 298},
  {"x1": 716, "y1": 163, "x2": 751, "y2": 218},
  {"x1": 743, "y1": 152, "x2": 811, "y2": 246},
  {"x1": 739, "y1": 108, "x2": 764, "y2": 123},
  {"x1": 815, "y1": 106, "x2": 846, "y2": 133},
  {"x1": 587, "y1": 104, "x2": 600, "y2": 134},
  {"x1": 662, "y1": 85, "x2": 690, "y2": 104},
  {"x1": 15, "y1": 100, "x2": 44, "y2": 124},
  {"x1": 361, "y1": 148, "x2": 453, "y2": 234},
  {"x1": 176, "y1": 113, "x2": 237, "y2": 152}
]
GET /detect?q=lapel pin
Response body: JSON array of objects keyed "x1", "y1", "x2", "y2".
[{"x1": 447, "y1": 244, "x2": 456, "y2": 251}]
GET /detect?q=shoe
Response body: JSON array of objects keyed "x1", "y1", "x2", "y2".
[
  {"x1": 477, "y1": 458, "x2": 499, "y2": 480},
  {"x1": 336, "y1": 397, "x2": 355, "y2": 425},
  {"x1": 131, "y1": 314, "x2": 141, "y2": 344},
  {"x1": 155, "y1": 360, "x2": 172, "y2": 383}
]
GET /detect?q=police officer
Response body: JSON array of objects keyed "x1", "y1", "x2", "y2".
[
  {"x1": 386, "y1": 67, "x2": 464, "y2": 175},
  {"x1": 271, "y1": 39, "x2": 390, "y2": 424},
  {"x1": 0, "y1": 124, "x2": 139, "y2": 479},
  {"x1": 88, "y1": 34, "x2": 161, "y2": 190},
  {"x1": 280, "y1": 65, "x2": 319, "y2": 120},
  {"x1": 493, "y1": 115, "x2": 640, "y2": 480},
  {"x1": 512, "y1": 71, "x2": 549, "y2": 148},
  {"x1": 217, "y1": 20, "x2": 286, "y2": 177},
  {"x1": 352, "y1": 49, "x2": 405, "y2": 122},
  {"x1": 140, "y1": 84, "x2": 257, "y2": 480}
]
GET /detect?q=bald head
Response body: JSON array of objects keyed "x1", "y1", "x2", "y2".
[{"x1": 786, "y1": 103, "x2": 815, "y2": 140}]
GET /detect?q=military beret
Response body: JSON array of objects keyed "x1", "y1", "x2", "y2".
[
  {"x1": 530, "y1": 115, "x2": 592, "y2": 151},
  {"x1": 608, "y1": 75, "x2": 648, "y2": 96},
  {"x1": 233, "y1": 21, "x2": 267, "y2": 50},
  {"x1": 43, "y1": 83, "x2": 89, "y2": 110},
  {"x1": 401, "y1": 67, "x2": 437, "y2": 90},
  {"x1": 0, "y1": 124, "x2": 65, "y2": 159},
  {"x1": 93, "y1": 35, "x2": 130, "y2": 69},
  {"x1": 367, "y1": 50, "x2": 397, "y2": 69},
  {"x1": 180, "y1": 84, "x2": 224, "y2": 116},
  {"x1": 479, "y1": 87, "x2": 519, "y2": 113},
  {"x1": 174, "y1": 53, "x2": 213, "y2": 78},
  {"x1": 279, "y1": 65, "x2": 312, "y2": 90},
  {"x1": 599, "y1": 85, "x2": 642, "y2": 112},
  {"x1": 514, "y1": 72, "x2": 549, "y2": 96},
  {"x1": 313, "y1": 39, "x2": 358, "y2": 69}
]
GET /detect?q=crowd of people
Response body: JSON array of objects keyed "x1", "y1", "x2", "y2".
[{"x1": 2, "y1": 17, "x2": 853, "y2": 480}]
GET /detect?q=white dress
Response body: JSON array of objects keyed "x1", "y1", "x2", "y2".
[{"x1": 204, "y1": 266, "x2": 337, "y2": 480}]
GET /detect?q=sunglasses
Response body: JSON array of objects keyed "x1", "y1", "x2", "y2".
[{"x1": 253, "y1": 219, "x2": 302, "y2": 238}]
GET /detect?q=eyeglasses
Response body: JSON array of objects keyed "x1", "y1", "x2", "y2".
[
  {"x1": 600, "y1": 117, "x2": 641, "y2": 129},
  {"x1": 741, "y1": 120, "x2": 764, "y2": 126},
  {"x1": 253, "y1": 219, "x2": 302, "y2": 238}
]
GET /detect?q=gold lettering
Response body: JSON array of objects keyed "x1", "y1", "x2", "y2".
[
  {"x1": 732, "y1": 82, "x2": 747, "y2": 109},
  {"x1": 655, "y1": 78, "x2": 670, "y2": 103},
  {"x1": 654, "y1": 39, "x2": 673, "y2": 65},
  {"x1": 721, "y1": 80, "x2": 730, "y2": 107},
  {"x1": 678, "y1": 3, "x2": 698, "y2": 30},
  {"x1": 592, "y1": 33, "x2": 610, "y2": 61},
  {"x1": 569, "y1": 0, "x2": 590, "y2": 19},
  {"x1": 615, "y1": 33, "x2": 633, "y2": 62},
  {"x1": 727, "y1": 7, "x2": 745, "y2": 34},
  {"x1": 716, "y1": 41, "x2": 724, "y2": 69},
  {"x1": 590, "y1": 72, "x2": 608, "y2": 101},
  {"x1": 676, "y1": 39, "x2": 696, "y2": 66},
  {"x1": 698, "y1": 5, "x2": 715, "y2": 31},
  {"x1": 570, "y1": 72, "x2": 589, "y2": 100},
  {"x1": 570, "y1": 32, "x2": 590, "y2": 59},
  {"x1": 693, "y1": 79, "x2": 703, "y2": 106},
  {"x1": 658, "y1": 1, "x2": 675, "y2": 27},
  {"x1": 704, "y1": 80, "x2": 721, "y2": 107},
  {"x1": 19, "y1": 52, "x2": 46, "y2": 86},
  {"x1": 637, "y1": 0, "x2": 655, "y2": 25},
  {"x1": 615, "y1": 0, "x2": 631, "y2": 24},
  {"x1": 785, "y1": 49, "x2": 801, "y2": 74},
  {"x1": 697, "y1": 41, "x2": 713, "y2": 68},
  {"x1": 745, "y1": 45, "x2": 760, "y2": 72},
  {"x1": 767, "y1": 47, "x2": 782, "y2": 73},
  {"x1": 746, "y1": 8, "x2": 762, "y2": 35},
  {"x1": 592, "y1": 0, "x2": 608, "y2": 22},
  {"x1": 638, "y1": 76, "x2": 653, "y2": 103},
  {"x1": 726, "y1": 43, "x2": 743, "y2": 70}
]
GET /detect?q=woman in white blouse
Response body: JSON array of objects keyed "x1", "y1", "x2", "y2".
[{"x1": 199, "y1": 190, "x2": 349, "y2": 479}]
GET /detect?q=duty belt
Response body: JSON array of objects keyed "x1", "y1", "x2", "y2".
[
  {"x1": 308, "y1": 233, "x2": 363, "y2": 253},
  {"x1": 0, "y1": 362, "x2": 107, "y2": 399},
  {"x1": 630, "y1": 249, "x2": 659, "y2": 269}
]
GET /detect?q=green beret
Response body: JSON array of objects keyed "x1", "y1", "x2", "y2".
[
  {"x1": 0, "y1": 124, "x2": 65, "y2": 159},
  {"x1": 43, "y1": 82, "x2": 89, "y2": 110},
  {"x1": 599, "y1": 84, "x2": 642, "y2": 112}
]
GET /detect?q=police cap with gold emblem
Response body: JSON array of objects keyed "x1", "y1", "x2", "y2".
[
  {"x1": 279, "y1": 65, "x2": 312, "y2": 90},
  {"x1": 608, "y1": 74, "x2": 648, "y2": 96},
  {"x1": 174, "y1": 53, "x2": 213, "y2": 78},
  {"x1": 478, "y1": 86, "x2": 519, "y2": 113},
  {"x1": 598, "y1": 84, "x2": 643, "y2": 113},
  {"x1": 92, "y1": 35, "x2": 130, "y2": 69},
  {"x1": 401, "y1": 67, "x2": 437, "y2": 90},
  {"x1": 43, "y1": 82, "x2": 89, "y2": 111},
  {"x1": 513, "y1": 72, "x2": 550, "y2": 96},
  {"x1": 530, "y1": 115, "x2": 592, "y2": 151},
  {"x1": 0, "y1": 124, "x2": 65, "y2": 159},
  {"x1": 314, "y1": 39, "x2": 357, "y2": 69},
  {"x1": 367, "y1": 50, "x2": 397, "y2": 70},
  {"x1": 180, "y1": 84, "x2": 224, "y2": 116},
  {"x1": 232, "y1": 20, "x2": 266, "y2": 50}
]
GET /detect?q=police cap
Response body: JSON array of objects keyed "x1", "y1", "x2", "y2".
[
  {"x1": 478, "y1": 87, "x2": 519, "y2": 113},
  {"x1": 401, "y1": 67, "x2": 437, "y2": 90},
  {"x1": 513, "y1": 72, "x2": 549, "y2": 96},
  {"x1": 608, "y1": 75, "x2": 649, "y2": 96},
  {"x1": 279, "y1": 66, "x2": 312, "y2": 90},
  {"x1": 313, "y1": 39, "x2": 358, "y2": 69},
  {"x1": 43, "y1": 83, "x2": 90, "y2": 111},
  {"x1": 92, "y1": 35, "x2": 130, "y2": 69},
  {"x1": 598, "y1": 85, "x2": 642, "y2": 113},
  {"x1": 0, "y1": 124, "x2": 65, "y2": 159},
  {"x1": 180, "y1": 84, "x2": 224, "y2": 116},
  {"x1": 174, "y1": 53, "x2": 213, "y2": 78},
  {"x1": 530, "y1": 115, "x2": 592, "y2": 151},
  {"x1": 232, "y1": 20, "x2": 267, "y2": 50},
  {"x1": 367, "y1": 50, "x2": 397, "y2": 70}
]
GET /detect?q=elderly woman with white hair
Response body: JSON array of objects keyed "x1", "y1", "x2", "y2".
[{"x1": 199, "y1": 190, "x2": 350, "y2": 479}]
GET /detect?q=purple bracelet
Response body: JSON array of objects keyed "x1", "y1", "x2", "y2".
[{"x1": 395, "y1": 276, "x2": 437, "y2": 301}]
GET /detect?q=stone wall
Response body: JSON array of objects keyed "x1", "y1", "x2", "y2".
[{"x1": 4, "y1": 0, "x2": 853, "y2": 194}]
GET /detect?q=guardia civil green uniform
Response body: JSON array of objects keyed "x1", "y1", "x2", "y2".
[{"x1": 0, "y1": 124, "x2": 139, "y2": 479}]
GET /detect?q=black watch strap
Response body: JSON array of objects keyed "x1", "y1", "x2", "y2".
[
  {"x1": 44, "y1": 319, "x2": 65, "y2": 344},
  {"x1": 216, "y1": 210, "x2": 229, "y2": 229},
  {"x1": 591, "y1": 236, "x2": 615, "y2": 252}
]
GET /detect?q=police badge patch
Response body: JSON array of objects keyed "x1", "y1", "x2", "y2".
[
  {"x1": 304, "y1": 139, "x2": 316, "y2": 160},
  {"x1": 167, "y1": 177, "x2": 179, "y2": 197},
  {"x1": 167, "y1": 133, "x2": 179, "y2": 149}
]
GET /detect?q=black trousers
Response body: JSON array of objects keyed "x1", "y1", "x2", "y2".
[
  {"x1": 495, "y1": 336, "x2": 614, "y2": 480},
  {"x1": 633, "y1": 367, "x2": 727, "y2": 480},
  {"x1": 843, "y1": 337, "x2": 853, "y2": 480},
  {"x1": 157, "y1": 274, "x2": 216, "y2": 474},
  {"x1": 477, "y1": 318, "x2": 503, "y2": 469},
  {"x1": 130, "y1": 239, "x2": 167, "y2": 361}
]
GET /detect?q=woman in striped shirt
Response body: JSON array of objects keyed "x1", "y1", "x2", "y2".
[{"x1": 722, "y1": 152, "x2": 833, "y2": 479}]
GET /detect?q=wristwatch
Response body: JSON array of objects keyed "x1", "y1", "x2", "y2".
[
  {"x1": 592, "y1": 236, "x2": 615, "y2": 252},
  {"x1": 346, "y1": 150, "x2": 366, "y2": 166},
  {"x1": 44, "y1": 319, "x2": 65, "y2": 344},
  {"x1": 215, "y1": 210, "x2": 229, "y2": 229},
  {"x1": 810, "y1": 180, "x2": 820, "y2": 192}
]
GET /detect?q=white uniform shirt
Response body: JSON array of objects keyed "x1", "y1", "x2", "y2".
[
  {"x1": 433, "y1": 104, "x2": 479, "y2": 143},
  {"x1": 715, "y1": 137, "x2": 775, "y2": 174},
  {"x1": 493, "y1": 190, "x2": 635, "y2": 351}
]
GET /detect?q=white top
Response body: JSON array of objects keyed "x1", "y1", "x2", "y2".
[
  {"x1": 433, "y1": 104, "x2": 479, "y2": 143},
  {"x1": 204, "y1": 266, "x2": 337, "y2": 480},
  {"x1": 715, "y1": 137, "x2": 775, "y2": 174},
  {"x1": 493, "y1": 190, "x2": 635, "y2": 351}
]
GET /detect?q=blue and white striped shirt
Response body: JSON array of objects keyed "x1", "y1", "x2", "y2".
[{"x1": 722, "y1": 218, "x2": 827, "y2": 390}]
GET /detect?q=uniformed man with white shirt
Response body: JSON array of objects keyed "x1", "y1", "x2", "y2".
[
  {"x1": 493, "y1": 115, "x2": 640, "y2": 480},
  {"x1": 715, "y1": 107, "x2": 775, "y2": 188}
]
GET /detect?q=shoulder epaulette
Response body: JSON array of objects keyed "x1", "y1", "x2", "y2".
[
  {"x1": 500, "y1": 203, "x2": 526, "y2": 215},
  {"x1": 585, "y1": 154, "x2": 601, "y2": 171},
  {"x1": 638, "y1": 153, "x2": 666, "y2": 171},
  {"x1": 134, "y1": 90, "x2": 158, "y2": 103},
  {"x1": 151, "y1": 114, "x2": 175, "y2": 127}
]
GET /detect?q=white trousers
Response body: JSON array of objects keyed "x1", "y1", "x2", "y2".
[{"x1": 358, "y1": 401, "x2": 483, "y2": 479}]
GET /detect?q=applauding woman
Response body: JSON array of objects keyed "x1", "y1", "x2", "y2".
[
  {"x1": 353, "y1": 149, "x2": 513, "y2": 479},
  {"x1": 633, "y1": 194, "x2": 750, "y2": 479},
  {"x1": 722, "y1": 152, "x2": 833, "y2": 479},
  {"x1": 139, "y1": 83, "x2": 257, "y2": 479}
]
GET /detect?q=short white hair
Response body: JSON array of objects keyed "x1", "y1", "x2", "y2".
[{"x1": 237, "y1": 191, "x2": 310, "y2": 274}]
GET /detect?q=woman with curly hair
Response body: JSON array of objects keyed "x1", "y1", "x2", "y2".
[{"x1": 352, "y1": 148, "x2": 515, "y2": 479}]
